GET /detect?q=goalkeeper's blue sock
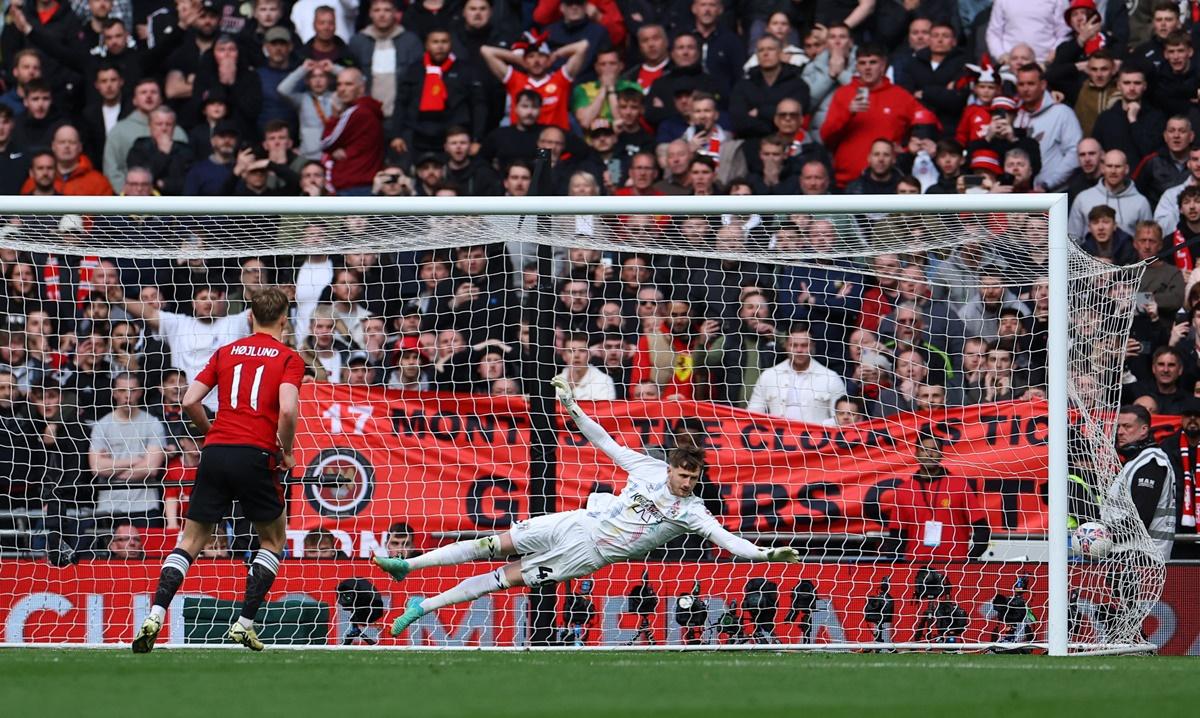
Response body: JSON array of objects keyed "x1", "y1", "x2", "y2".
[
  {"x1": 150, "y1": 548, "x2": 194, "y2": 621},
  {"x1": 406, "y1": 536, "x2": 502, "y2": 571},
  {"x1": 418, "y1": 568, "x2": 510, "y2": 613}
]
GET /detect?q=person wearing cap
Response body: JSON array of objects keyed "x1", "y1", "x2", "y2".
[
  {"x1": 542, "y1": 0, "x2": 615, "y2": 79},
  {"x1": 1013, "y1": 63, "x2": 1082, "y2": 191},
  {"x1": 104, "y1": 77, "x2": 188, "y2": 192},
  {"x1": 898, "y1": 109, "x2": 942, "y2": 190},
  {"x1": 480, "y1": 33, "x2": 589, "y2": 131},
  {"x1": 278, "y1": 58, "x2": 336, "y2": 161},
  {"x1": 409, "y1": 151, "x2": 445, "y2": 196},
  {"x1": 821, "y1": 43, "x2": 930, "y2": 189},
  {"x1": 1093, "y1": 64, "x2": 1165, "y2": 167},
  {"x1": 902, "y1": 21, "x2": 968, "y2": 136},
  {"x1": 182, "y1": 118, "x2": 239, "y2": 195},
  {"x1": 393, "y1": 28, "x2": 486, "y2": 157},
  {"x1": 1069, "y1": 149, "x2": 1153, "y2": 238},
  {"x1": 256, "y1": 25, "x2": 300, "y2": 132},
  {"x1": 161, "y1": 0, "x2": 224, "y2": 106},
  {"x1": 729, "y1": 34, "x2": 811, "y2": 140},
  {"x1": 534, "y1": 0, "x2": 624, "y2": 48},
  {"x1": 189, "y1": 33, "x2": 263, "y2": 140},
  {"x1": 321, "y1": 67, "x2": 384, "y2": 195},
  {"x1": 388, "y1": 340, "x2": 430, "y2": 391},
  {"x1": 1047, "y1": 0, "x2": 1115, "y2": 95}
]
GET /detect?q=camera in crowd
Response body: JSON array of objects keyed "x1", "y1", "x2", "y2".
[
  {"x1": 862, "y1": 577, "x2": 895, "y2": 645},
  {"x1": 557, "y1": 579, "x2": 596, "y2": 647},
  {"x1": 785, "y1": 579, "x2": 819, "y2": 643},
  {"x1": 674, "y1": 580, "x2": 708, "y2": 645},
  {"x1": 988, "y1": 574, "x2": 1036, "y2": 648},
  {"x1": 912, "y1": 567, "x2": 968, "y2": 642},
  {"x1": 625, "y1": 569, "x2": 658, "y2": 645},
  {"x1": 336, "y1": 577, "x2": 384, "y2": 645},
  {"x1": 742, "y1": 577, "x2": 780, "y2": 644}
]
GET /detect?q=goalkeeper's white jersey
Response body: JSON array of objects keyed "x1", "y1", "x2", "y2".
[{"x1": 581, "y1": 444, "x2": 757, "y2": 563}]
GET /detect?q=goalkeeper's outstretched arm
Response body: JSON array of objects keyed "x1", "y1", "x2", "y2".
[
  {"x1": 693, "y1": 511, "x2": 800, "y2": 563},
  {"x1": 552, "y1": 375, "x2": 635, "y2": 467}
]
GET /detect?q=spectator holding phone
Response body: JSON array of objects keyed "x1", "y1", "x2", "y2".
[{"x1": 821, "y1": 43, "x2": 927, "y2": 189}]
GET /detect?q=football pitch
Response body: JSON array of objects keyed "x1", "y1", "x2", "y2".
[{"x1": 2, "y1": 649, "x2": 1195, "y2": 717}]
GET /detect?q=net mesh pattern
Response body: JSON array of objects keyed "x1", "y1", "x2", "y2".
[{"x1": 0, "y1": 205, "x2": 1161, "y2": 651}]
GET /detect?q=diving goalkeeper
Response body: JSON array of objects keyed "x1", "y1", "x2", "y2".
[{"x1": 373, "y1": 376, "x2": 800, "y2": 637}]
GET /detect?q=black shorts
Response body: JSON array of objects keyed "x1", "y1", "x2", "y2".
[{"x1": 187, "y1": 445, "x2": 285, "y2": 524}]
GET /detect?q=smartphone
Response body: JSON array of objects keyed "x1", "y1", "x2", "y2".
[
  {"x1": 962, "y1": 174, "x2": 986, "y2": 188},
  {"x1": 600, "y1": 256, "x2": 613, "y2": 268},
  {"x1": 997, "y1": 173, "x2": 1016, "y2": 186},
  {"x1": 855, "y1": 87, "x2": 869, "y2": 104},
  {"x1": 1135, "y1": 291, "x2": 1154, "y2": 311},
  {"x1": 605, "y1": 158, "x2": 622, "y2": 184}
]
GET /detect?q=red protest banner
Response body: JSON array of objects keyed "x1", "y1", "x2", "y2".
[{"x1": 288, "y1": 386, "x2": 1060, "y2": 539}]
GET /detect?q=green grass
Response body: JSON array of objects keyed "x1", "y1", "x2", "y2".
[{"x1": 1, "y1": 649, "x2": 1196, "y2": 718}]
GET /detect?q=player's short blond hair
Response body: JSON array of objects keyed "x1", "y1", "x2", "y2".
[{"x1": 250, "y1": 287, "x2": 290, "y2": 326}]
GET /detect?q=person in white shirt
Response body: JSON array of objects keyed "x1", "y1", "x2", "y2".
[
  {"x1": 747, "y1": 324, "x2": 847, "y2": 422},
  {"x1": 555, "y1": 333, "x2": 615, "y2": 401},
  {"x1": 108, "y1": 283, "x2": 250, "y2": 411},
  {"x1": 374, "y1": 375, "x2": 800, "y2": 637}
]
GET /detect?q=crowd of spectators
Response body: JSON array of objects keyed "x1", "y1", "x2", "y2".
[{"x1": 4, "y1": 0, "x2": 1200, "y2": 561}]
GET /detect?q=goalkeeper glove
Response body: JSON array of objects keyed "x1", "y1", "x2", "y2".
[
  {"x1": 765, "y1": 547, "x2": 800, "y2": 564},
  {"x1": 551, "y1": 375, "x2": 577, "y2": 409}
]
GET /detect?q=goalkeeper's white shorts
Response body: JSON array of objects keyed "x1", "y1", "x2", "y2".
[{"x1": 509, "y1": 510, "x2": 604, "y2": 588}]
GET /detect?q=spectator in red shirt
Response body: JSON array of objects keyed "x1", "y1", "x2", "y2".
[
  {"x1": 820, "y1": 43, "x2": 928, "y2": 188},
  {"x1": 480, "y1": 32, "x2": 589, "y2": 131},
  {"x1": 883, "y1": 433, "x2": 992, "y2": 563},
  {"x1": 321, "y1": 67, "x2": 384, "y2": 196}
]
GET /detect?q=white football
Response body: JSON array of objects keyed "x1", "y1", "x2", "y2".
[{"x1": 1073, "y1": 521, "x2": 1113, "y2": 559}]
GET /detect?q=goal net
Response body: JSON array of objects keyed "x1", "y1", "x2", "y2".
[{"x1": 0, "y1": 195, "x2": 1162, "y2": 653}]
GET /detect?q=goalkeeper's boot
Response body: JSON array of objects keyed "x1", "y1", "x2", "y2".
[
  {"x1": 389, "y1": 602, "x2": 426, "y2": 638},
  {"x1": 227, "y1": 622, "x2": 265, "y2": 651},
  {"x1": 372, "y1": 555, "x2": 412, "y2": 582},
  {"x1": 131, "y1": 614, "x2": 162, "y2": 654}
]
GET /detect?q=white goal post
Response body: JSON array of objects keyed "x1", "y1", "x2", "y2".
[{"x1": 0, "y1": 193, "x2": 1158, "y2": 655}]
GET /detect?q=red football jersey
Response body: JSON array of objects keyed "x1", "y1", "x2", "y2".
[
  {"x1": 195, "y1": 333, "x2": 305, "y2": 452},
  {"x1": 505, "y1": 67, "x2": 574, "y2": 130},
  {"x1": 886, "y1": 470, "x2": 987, "y2": 562}
]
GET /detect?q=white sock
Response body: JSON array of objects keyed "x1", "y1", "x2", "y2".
[
  {"x1": 149, "y1": 605, "x2": 166, "y2": 622},
  {"x1": 237, "y1": 616, "x2": 254, "y2": 629},
  {"x1": 418, "y1": 568, "x2": 510, "y2": 613},
  {"x1": 406, "y1": 536, "x2": 502, "y2": 570}
]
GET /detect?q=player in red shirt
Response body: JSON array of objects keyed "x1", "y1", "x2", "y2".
[
  {"x1": 481, "y1": 32, "x2": 589, "y2": 131},
  {"x1": 883, "y1": 433, "x2": 992, "y2": 563},
  {"x1": 133, "y1": 288, "x2": 304, "y2": 653}
]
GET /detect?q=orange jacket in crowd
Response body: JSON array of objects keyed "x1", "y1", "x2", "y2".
[{"x1": 20, "y1": 155, "x2": 114, "y2": 196}]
